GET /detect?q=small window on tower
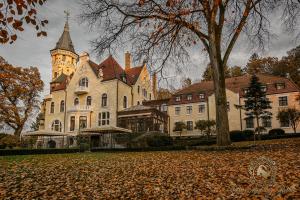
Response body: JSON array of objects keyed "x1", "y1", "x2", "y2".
[{"x1": 62, "y1": 55, "x2": 66, "y2": 61}]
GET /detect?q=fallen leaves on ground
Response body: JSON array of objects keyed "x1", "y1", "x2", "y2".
[{"x1": 0, "y1": 138, "x2": 299, "y2": 199}]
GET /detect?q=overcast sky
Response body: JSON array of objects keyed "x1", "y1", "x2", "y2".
[{"x1": 0, "y1": 0, "x2": 299, "y2": 95}]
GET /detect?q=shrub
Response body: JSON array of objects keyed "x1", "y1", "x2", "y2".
[
  {"x1": 230, "y1": 130, "x2": 254, "y2": 142},
  {"x1": 269, "y1": 128, "x2": 285, "y2": 136},
  {"x1": 146, "y1": 135, "x2": 173, "y2": 147},
  {"x1": 0, "y1": 134, "x2": 19, "y2": 149}
]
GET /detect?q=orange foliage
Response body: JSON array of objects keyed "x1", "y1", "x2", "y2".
[{"x1": 0, "y1": 0, "x2": 47, "y2": 44}]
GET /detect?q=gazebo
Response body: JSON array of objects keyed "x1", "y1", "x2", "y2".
[
  {"x1": 23, "y1": 130, "x2": 73, "y2": 148},
  {"x1": 79, "y1": 126, "x2": 132, "y2": 149}
]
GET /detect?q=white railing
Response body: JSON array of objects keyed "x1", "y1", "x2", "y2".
[
  {"x1": 74, "y1": 86, "x2": 89, "y2": 94},
  {"x1": 68, "y1": 105, "x2": 93, "y2": 112}
]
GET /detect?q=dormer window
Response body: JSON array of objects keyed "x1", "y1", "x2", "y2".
[
  {"x1": 275, "y1": 82, "x2": 285, "y2": 90},
  {"x1": 79, "y1": 77, "x2": 88, "y2": 87},
  {"x1": 175, "y1": 96, "x2": 181, "y2": 102},
  {"x1": 261, "y1": 85, "x2": 267, "y2": 92},
  {"x1": 199, "y1": 93, "x2": 205, "y2": 99},
  {"x1": 187, "y1": 94, "x2": 192, "y2": 101}
]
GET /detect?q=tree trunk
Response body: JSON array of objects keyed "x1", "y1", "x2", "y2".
[
  {"x1": 208, "y1": 45, "x2": 231, "y2": 146},
  {"x1": 14, "y1": 126, "x2": 23, "y2": 140},
  {"x1": 256, "y1": 115, "x2": 261, "y2": 140}
]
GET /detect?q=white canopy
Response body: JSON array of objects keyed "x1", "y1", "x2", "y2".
[
  {"x1": 23, "y1": 130, "x2": 72, "y2": 137},
  {"x1": 79, "y1": 126, "x2": 132, "y2": 135}
]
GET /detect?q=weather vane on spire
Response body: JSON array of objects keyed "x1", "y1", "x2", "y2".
[{"x1": 64, "y1": 10, "x2": 70, "y2": 22}]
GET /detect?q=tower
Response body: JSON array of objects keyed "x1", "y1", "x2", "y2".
[{"x1": 50, "y1": 11, "x2": 78, "y2": 81}]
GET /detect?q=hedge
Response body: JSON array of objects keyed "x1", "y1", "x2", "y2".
[{"x1": 0, "y1": 148, "x2": 81, "y2": 156}]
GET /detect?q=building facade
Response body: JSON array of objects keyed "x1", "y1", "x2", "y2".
[
  {"x1": 39, "y1": 20, "x2": 158, "y2": 147},
  {"x1": 168, "y1": 74, "x2": 300, "y2": 137}
]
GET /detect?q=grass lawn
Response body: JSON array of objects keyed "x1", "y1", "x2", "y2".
[{"x1": 0, "y1": 138, "x2": 299, "y2": 199}]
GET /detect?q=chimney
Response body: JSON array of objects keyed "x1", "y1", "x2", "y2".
[
  {"x1": 152, "y1": 72, "x2": 157, "y2": 99},
  {"x1": 125, "y1": 51, "x2": 131, "y2": 70},
  {"x1": 79, "y1": 52, "x2": 89, "y2": 64}
]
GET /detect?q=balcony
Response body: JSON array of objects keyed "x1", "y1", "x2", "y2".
[
  {"x1": 68, "y1": 105, "x2": 93, "y2": 112},
  {"x1": 44, "y1": 94, "x2": 52, "y2": 100},
  {"x1": 75, "y1": 86, "x2": 89, "y2": 95}
]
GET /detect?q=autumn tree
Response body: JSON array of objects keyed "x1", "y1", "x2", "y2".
[
  {"x1": 0, "y1": 0, "x2": 48, "y2": 44},
  {"x1": 0, "y1": 62, "x2": 44, "y2": 137},
  {"x1": 81, "y1": 0, "x2": 300, "y2": 146},
  {"x1": 277, "y1": 108, "x2": 300, "y2": 134},
  {"x1": 156, "y1": 88, "x2": 173, "y2": 99},
  {"x1": 195, "y1": 119, "x2": 216, "y2": 140},
  {"x1": 230, "y1": 66, "x2": 244, "y2": 77},
  {"x1": 202, "y1": 64, "x2": 231, "y2": 81}
]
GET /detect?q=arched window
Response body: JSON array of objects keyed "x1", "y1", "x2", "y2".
[
  {"x1": 50, "y1": 102, "x2": 55, "y2": 113},
  {"x1": 60, "y1": 100, "x2": 65, "y2": 112},
  {"x1": 138, "y1": 86, "x2": 140, "y2": 94},
  {"x1": 79, "y1": 77, "x2": 88, "y2": 87},
  {"x1": 102, "y1": 93, "x2": 107, "y2": 107},
  {"x1": 123, "y1": 96, "x2": 127, "y2": 108},
  {"x1": 137, "y1": 101, "x2": 140, "y2": 105},
  {"x1": 74, "y1": 98, "x2": 79, "y2": 106},
  {"x1": 51, "y1": 120, "x2": 62, "y2": 132},
  {"x1": 86, "y1": 96, "x2": 92, "y2": 106},
  {"x1": 62, "y1": 55, "x2": 66, "y2": 61}
]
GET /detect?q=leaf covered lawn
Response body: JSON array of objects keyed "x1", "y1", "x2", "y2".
[{"x1": 0, "y1": 139, "x2": 300, "y2": 199}]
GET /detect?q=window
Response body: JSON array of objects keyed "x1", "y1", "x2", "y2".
[
  {"x1": 79, "y1": 77, "x2": 88, "y2": 87},
  {"x1": 86, "y1": 96, "x2": 92, "y2": 106},
  {"x1": 278, "y1": 96, "x2": 288, "y2": 106},
  {"x1": 101, "y1": 93, "x2": 108, "y2": 107},
  {"x1": 74, "y1": 98, "x2": 79, "y2": 106},
  {"x1": 51, "y1": 120, "x2": 62, "y2": 132},
  {"x1": 79, "y1": 116, "x2": 87, "y2": 129},
  {"x1": 186, "y1": 106, "x2": 192, "y2": 114},
  {"x1": 137, "y1": 101, "x2": 140, "y2": 105},
  {"x1": 276, "y1": 83, "x2": 285, "y2": 90},
  {"x1": 70, "y1": 116, "x2": 75, "y2": 131},
  {"x1": 143, "y1": 89, "x2": 147, "y2": 98},
  {"x1": 246, "y1": 118, "x2": 254, "y2": 129},
  {"x1": 98, "y1": 112, "x2": 110, "y2": 126},
  {"x1": 280, "y1": 119, "x2": 289, "y2": 127},
  {"x1": 199, "y1": 93, "x2": 205, "y2": 99},
  {"x1": 62, "y1": 55, "x2": 66, "y2": 61},
  {"x1": 123, "y1": 96, "x2": 127, "y2": 108},
  {"x1": 54, "y1": 72, "x2": 58, "y2": 79},
  {"x1": 60, "y1": 100, "x2": 65, "y2": 112},
  {"x1": 50, "y1": 102, "x2": 55, "y2": 113},
  {"x1": 262, "y1": 118, "x2": 272, "y2": 128},
  {"x1": 162, "y1": 104, "x2": 168, "y2": 112},
  {"x1": 261, "y1": 85, "x2": 267, "y2": 92},
  {"x1": 243, "y1": 88, "x2": 249, "y2": 94},
  {"x1": 187, "y1": 121, "x2": 193, "y2": 131},
  {"x1": 175, "y1": 107, "x2": 181, "y2": 115},
  {"x1": 187, "y1": 94, "x2": 192, "y2": 101},
  {"x1": 227, "y1": 102, "x2": 230, "y2": 111},
  {"x1": 175, "y1": 96, "x2": 181, "y2": 102},
  {"x1": 198, "y1": 104, "x2": 205, "y2": 113},
  {"x1": 138, "y1": 86, "x2": 140, "y2": 94}
]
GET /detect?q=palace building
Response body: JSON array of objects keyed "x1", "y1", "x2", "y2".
[
  {"x1": 38, "y1": 19, "x2": 163, "y2": 148},
  {"x1": 38, "y1": 18, "x2": 300, "y2": 148}
]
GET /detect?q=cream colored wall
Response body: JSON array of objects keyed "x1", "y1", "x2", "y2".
[
  {"x1": 169, "y1": 101, "x2": 208, "y2": 137},
  {"x1": 43, "y1": 90, "x2": 66, "y2": 132},
  {"x1": 240, "y1": 91, "x2": 300, "y2": 133},
  {"x1": 131, "y1": 65, "x2": 153, "y2": 105},
  {"x1": 65, "y1": 61, "x2": 121, "y2": 133}
]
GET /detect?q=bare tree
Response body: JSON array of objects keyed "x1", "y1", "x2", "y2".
[{"x1": 80, "y1": 0, "x2": 299, "y2": 146}]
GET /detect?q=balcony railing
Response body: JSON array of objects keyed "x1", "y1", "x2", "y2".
[
  {"x1": 68, "y1": 105, "x2": 93, "y2": 112},
  {"x1": 74, "y1": 86, "x2": 89, "y2": 94}
]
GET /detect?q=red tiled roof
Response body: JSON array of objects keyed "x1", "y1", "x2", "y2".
[
  {"x1": 89, "y1": 55, "x2": 143, "y2": 85},
  {"x1": 125, "y1": 66, "x2": 143, "y2": 85},
  {"x1": 170, "y1": 74, "x2": 300, "y2": 105}
]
